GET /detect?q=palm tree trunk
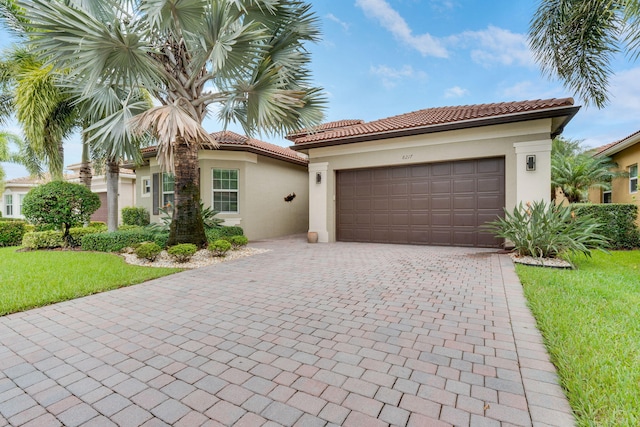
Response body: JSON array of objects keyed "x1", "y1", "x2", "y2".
[
  {"x1": 106, "y1": 158, "x2": 119, "y2": 232},
  {"x1": 79, "y1": 133, "x2": 92, "y2": 190},
  {"x1": 168, "y1": 138, "x2": 206, "y2": 247}
]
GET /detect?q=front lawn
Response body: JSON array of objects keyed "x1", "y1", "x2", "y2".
[
  {"x1": 516, "y1": 251, "x2": 640, "y2": 426},
  {"x1": 0, "y1": 247, "x2": 182, "y2": 316}
]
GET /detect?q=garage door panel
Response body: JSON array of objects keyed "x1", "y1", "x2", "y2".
[
  {"x1": 337, "y1": 157, "x2": 505, "y2": 247},
  {"x1": 431, "y1": 180, "x2": 451, "y2": 193}
]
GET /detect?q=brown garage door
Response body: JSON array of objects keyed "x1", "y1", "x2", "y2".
[
  {"x1": 337, "y1": 157, "x2": 504, "y2": 247},
  {"x1": 91, "y1": 192, "x2": 108, "y2": 223}
]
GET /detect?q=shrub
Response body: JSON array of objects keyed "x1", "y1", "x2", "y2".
[
  {"x1": 67, "y1": 227, "x2": 104, "y2": 248},
  {"x1": 118, "y1": 224, "x2": 144, "y2": 231},
  {"x1": 122, "y1": 207, "x2": 150, "y2": 227},
  {"x1": 168, "y1": 243, "x2": 197, "y2": 263},
  {"x1": 135, "y1": 242, "x2": 162, "y2": 261},
  {"x1": 227, "y1": 235, "x2": 248, "y2": 250},
  {"x1": 149, "y1": 202, "x2": 223, "y2": 232},
  {"x1": 81, "y1": 230, "x2": 169, "y2": 252},
  {"x1": 206, "y1": 226, "x2": 245, "y2": 242},
  {"x1": 22, "y1": 181, "x2": 100, "y2": 245},
  {"x1": 0, "y1": 220, "x2": 26, "y2": 247},
  {"x1": 485, "y1": 200, "x2": 609, "y2": 259},
  {"x1": 22, "y1": 231, "x2": 64, "y2": 250},
  {"x1": 208, "y1": 239, "x2": 231, "y2": 257},
  {"x1": 573, "y1": 204, "x2": 640, "y2": 249},
  {"x1": 89, "y1": 221, "x2": 107, "y2": 229}
]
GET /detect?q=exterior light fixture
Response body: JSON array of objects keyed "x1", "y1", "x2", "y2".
[
  {"x1": 526, "y1": 155, "x2": 536, "y2": 171},
  {"x1": 316, "y1": 172, "x2": 322, "y2": 184}
]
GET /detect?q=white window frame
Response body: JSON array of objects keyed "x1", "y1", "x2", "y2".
[
  {"x1": 162, "y1": 173, "x2": 174, "y2": 208},
  {"x1": 602, "y1": 190, "x2": 612, "y2": 204},
  {"x1": 141, "y1": 176, "x2": 151, "y2": 198},
  {"x1": 4, "y1": 194, "x2": 13, "y2": 217},
  {"x1": 630, "y1": 164, "x2": 638, "y2": 194},
  {"x1": 17, "y1": 194, "x2": 26, "y2": 216},
  {"x1": 212, "y1": 168, "x2": 239, "y2": 213}
]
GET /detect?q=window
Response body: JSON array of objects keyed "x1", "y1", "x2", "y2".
[
  {"x1": 630, "y1": 164, "x2": 638, "y2": 193},
  {"x1": 162, "y1": 173, "x2": 174, "y2": 208},
  {"x1": 213, "y1": 169, "x2": 239, "y2": 213},
  {"x1": 17, "y1": 194, "x2": 26, "y2": 216},
  {"x1": 142, "y1": 177, "x2": 151, "y2": 197},
  {"x1": 603, "y1": 191, "x2": 612, "y2": 204},
  {"x1": 4, "y1": 195, "x2": 12, "y2": 216}
]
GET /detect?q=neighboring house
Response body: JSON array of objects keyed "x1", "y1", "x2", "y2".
[
  {"x1": 131, "y1": 131, "x2": 309, "y2": 241},
  {"x1": 588, "y1": 130, "x2": 640, "y2": 208},
  {"x1": 0, "y1": 165, "x2": 136, "y2": 224},
  {"x1": 288, "y1": 98, "x2": 579, "y2": 247}
]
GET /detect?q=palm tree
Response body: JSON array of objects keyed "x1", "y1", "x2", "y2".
[
  {"x1": 16, "y1": 0, "x2": 325, "y2": 247},
  {"x1": 551, "y1": 137, "x2": 624, "y2": 203},
  {"x1": 0, "y1": 130, "x2": 45, "y2": 193},
  {"x1": 529, "y1": 0, "x2": 640, "y2": 108}
]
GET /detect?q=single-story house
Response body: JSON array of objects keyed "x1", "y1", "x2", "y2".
[
  {"x1": 132, "y1": 131, "x2": 309, "y2": 241},
  {"x1": 588, "y1": 130, "x2": 640, "y2": 208},
  {"x1": 1, "y1": 164, "x2": 136, "y2": 224},
  {"x1": 288, "y1": 98, "x2": 579, "y2": 247}
]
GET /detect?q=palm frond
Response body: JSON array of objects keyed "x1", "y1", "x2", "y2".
[{"x1": 129, "y1": 103, "x2": 218, "y2": 172}]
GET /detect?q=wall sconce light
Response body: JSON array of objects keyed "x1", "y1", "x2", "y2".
[
  {"x1": 316, "y1": 172, "x2": 322, "y2": 184},
  {"x1": 526, "y1": 155, "x2": 536, "y2": 171}
]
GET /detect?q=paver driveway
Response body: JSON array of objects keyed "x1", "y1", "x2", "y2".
[{"x1": 0, "y1": 237, "x2": 575, "y2": 427}]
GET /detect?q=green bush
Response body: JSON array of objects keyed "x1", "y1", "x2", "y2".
[
  {"x1": 227, "y1": 235, "x2": 248, "y2": 250},
  {"x1": 118, "y1": 224, "x2": 144, "y2": 231},
  {"x1": 0, "y1": 217, "x2": 21, "y2": 221},
  {"x1": 67, "y1": 227, "x2": 104, "y2": 248},
  {"x1": 168, "y1": 243, "x2": 197, "y2": 263},
  {"x1": 22, "y1": 231, "x2": 64, "y2": 250},
  {"x1": 485, "y1": 200, "x2": 609, "y2": 259},
  {"x1": 573, "y1": 204, "x2": 640, "y2": 249},
  {"x1": 89, "y1": 221, "x2": 107, "y2": 229},
  {"x1": 122, "y1": 207, "x2": 150, "y2": 227},
  {"x1": 22, "y1": 181, "x2": 100, "y2": 244},
  {"x1": 206, "y1": 226, "x2": 245, "y2": 242},
  {"x1": 208, "y1": 239, "x2": 231, "y2": 257},
  {"x1": 135, "y1": 242, "x2": 162, "y2": 261},
  {"x1": 0, "y1": 220, "x2": 26, "y2": 247},
  {"x1": 81, "y1": 230, "x2": 169, "y2": 252}
]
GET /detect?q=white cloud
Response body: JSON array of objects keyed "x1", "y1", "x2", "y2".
[
  {"x1": 498, "y1": 80, "x2": 563, "y2": 101},
  {"x1": 355, "y1": 0, "x2": 448, "y2": 58},
  {"x1": 326, "y1": 13, "x2": 350, "y2": 32},
  {"x1": 430, "y1": 0, "x2": 456, "y2": 12},
  {"x1": 450, "y1": 25, "x2": 534, "y2": 67},
  {"x1": 444, "y1": 86, "x2": 469, "y2": 98},
  {"x1": 370, "y1": 64, "x2": 427, "y2": 89}
]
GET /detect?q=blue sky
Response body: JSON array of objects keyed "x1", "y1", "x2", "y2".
[{"x1": 3, "y1": 0, "x2": 640, "y2": 180}]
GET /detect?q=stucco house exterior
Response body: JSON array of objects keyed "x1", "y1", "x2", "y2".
[
  {"x1": 132, "y1": 131, "x2": 309, "y2": 241},
  {"x1": 288, "y1": 98, "x2": 579, "y2": 247},
  {"x1": 588, "y1": 130, "x2": 640, "y2": 209},
  {"x1": 1, "y1": 165, "x2": 136, "y2": 224}
]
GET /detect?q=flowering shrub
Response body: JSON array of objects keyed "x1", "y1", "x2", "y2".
[{"x1": 485, "y1": 200, "x2": 609, "y2": 258}]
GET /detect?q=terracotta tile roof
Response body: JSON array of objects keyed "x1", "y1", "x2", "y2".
[
  {"x1": 5, "y1": 173, "x2": 77, "y2": 185},
  {"x1": 289, "y1": 98, "x2": 577, "y2": 146},
  {"x1": 286, "y1": 120, "x2": 365, "y2": 141},
  {"x1": 594, "y1": 129, "x2": 640, "y2": 156},
  {"x1": 141, "y1": 131, "x2": 308, "y2": 165}
]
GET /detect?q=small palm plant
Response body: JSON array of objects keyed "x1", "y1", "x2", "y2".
[{"x1": 485, "y1": 200, "x2": 609, "y2": 259}]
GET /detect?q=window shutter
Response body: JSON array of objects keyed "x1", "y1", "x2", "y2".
[{"x1": 152, "y1": 173, "x2": 159, "y2": 215}]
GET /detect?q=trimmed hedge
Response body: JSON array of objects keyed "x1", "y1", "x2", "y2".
[
  {"x1": 0, "y1": 220, "x2": 26, "y2": 247},
  {"x1": 573, "y1": 203, "x2": 640, "y2": 249},
  {"x1": 81, "y1": 230, "x2": 169, "y2": 252},
  {"x1": 22, "y1": 231, "x2": 64, "y2": 249},
  {"x1": 206, "y1": 226, "x2": 244, "y2": 242},
  {"x1": 168, "y1": 243, "x2": 197, "y2": 262},
  {"x1": 122, "y1": 207, "x2": 150, "y2": 227}
]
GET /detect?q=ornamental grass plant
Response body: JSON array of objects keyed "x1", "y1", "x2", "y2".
[{"x1": 485, "y1": 200, "x2": 609, "y2": 259}]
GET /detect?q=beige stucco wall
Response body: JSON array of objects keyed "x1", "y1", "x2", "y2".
[
  {"x1": 137, "y1": 150, "x2": 309, "y2": 241},
  {"x1": 588, "y1": 143, "x2": 640, "y2": 207},
  {"x1": 302, "y1": 119, "x2": 555, "y2": 242}
]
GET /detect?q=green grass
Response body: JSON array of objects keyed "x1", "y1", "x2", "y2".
[
  {"x1": 0, "y1": 247, "x2": 182, "y2": 316},
  {"x1": 516, "y1": 251, "x2": 640, "y2": 426}
]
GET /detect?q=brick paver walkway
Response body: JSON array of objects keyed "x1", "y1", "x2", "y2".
[{"x1": 0, "y1": 237, "x2": 575, "y2": 426}]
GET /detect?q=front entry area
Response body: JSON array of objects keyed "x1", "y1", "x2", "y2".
[{"x1": 336, "y1": 157, "x2": 505, "y2": 247}]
